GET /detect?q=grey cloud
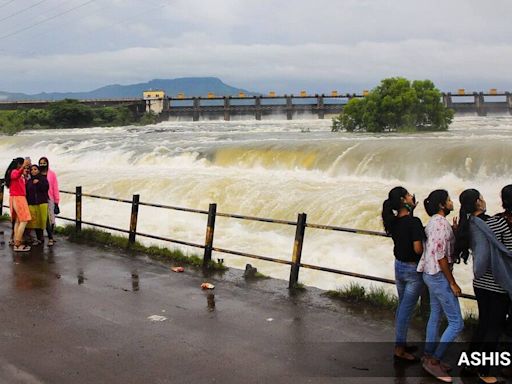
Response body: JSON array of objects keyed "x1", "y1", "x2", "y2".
[{"x1": 0, "y1": 0, "x2": 510, "y2": 93}]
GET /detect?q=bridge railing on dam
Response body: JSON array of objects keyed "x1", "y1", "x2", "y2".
[
  {"x1": 2, "y1": 91, "x2": 511, "y2": 121},
  {"x1": 0, "y1": 180, "x2": 476, "y2": 301},
  {"x1": 162, "y1": 91, "x2": 512, "y2": 121}
]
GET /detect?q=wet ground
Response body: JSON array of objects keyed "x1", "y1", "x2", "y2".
[{"x1": 0, "y1": 223, "x2": 500, "y2": 383}]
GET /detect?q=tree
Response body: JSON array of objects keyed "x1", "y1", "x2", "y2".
[
  {"x1": 332, "y1": 77, "x2": 453, "y2": 132},
  {"x1": 48, "y1": 99, "x2": 94, "y2": 128}
]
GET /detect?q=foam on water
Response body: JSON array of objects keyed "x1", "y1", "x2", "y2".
[{"x1": 2, "y1": 116, "x2": 512, "y2": 310}]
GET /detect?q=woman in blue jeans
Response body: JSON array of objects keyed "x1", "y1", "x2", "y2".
[
  {"x1": 418, "y1": 190, "x2": 463, "y2": 383},
  {"x1": 382, "y1": 186, "x2": 425, "y2": 361}
]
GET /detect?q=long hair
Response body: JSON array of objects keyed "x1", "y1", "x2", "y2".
[
  {"x1": 382, "y1": 186, "x2": 408, "y2": 234},
  {"x1": 424, "y1": 189, "x2": 449, "y2": 217},
  {"x1": 454, "y1": 188, "x2": 480, "y2": 263},
  {"x1": 502, "y1": 185, "x2": 512, "y2": 213},
  {"x1": 38, "y1": 156, "x2": 49, "y2": 167},
  {"x1": 4, "y1": 157, "x2": 24, "y2": 188}
]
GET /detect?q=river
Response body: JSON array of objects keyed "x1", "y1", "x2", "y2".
[{"x1": 2, "y1": 115, "x2": 512, "y2": 310}]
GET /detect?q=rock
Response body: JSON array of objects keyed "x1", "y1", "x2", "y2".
[{"x1": 244, "y1": 264, "x2": 257, "y2": 278}]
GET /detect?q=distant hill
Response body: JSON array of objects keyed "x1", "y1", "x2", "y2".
[{"x1": 0, "y1": 77, "x2": 256, "y2": 101}]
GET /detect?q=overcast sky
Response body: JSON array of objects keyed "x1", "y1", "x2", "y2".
[{"x1": 0, "y1": 0, "x2": 511, "y2": 94}]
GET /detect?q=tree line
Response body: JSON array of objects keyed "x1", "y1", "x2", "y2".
[{"x1": 0, "y1": 99, "x2": 157, "y2": 135}]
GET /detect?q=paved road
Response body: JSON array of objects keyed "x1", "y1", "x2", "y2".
[{"x1": 0, "y1": 224, "x2": 483, "y2": 383}]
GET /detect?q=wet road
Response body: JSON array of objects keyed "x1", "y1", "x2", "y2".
[{"x1": 0, "y1": 224, "x2": 484, "y2": 384}]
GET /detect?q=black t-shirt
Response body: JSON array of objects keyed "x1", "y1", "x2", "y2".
[{"x1": 390, "y1": 215, "x2": 425, "y2": 263}]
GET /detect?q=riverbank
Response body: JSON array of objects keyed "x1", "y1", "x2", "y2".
[
  {"x1": 0, "y1": 99, "x2": 157, "y2": 135},
  {"x1": 8, "y1": 221, "x2": 493, "y2": 383}
]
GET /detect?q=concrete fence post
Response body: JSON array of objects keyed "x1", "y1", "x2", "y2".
[
  {"x1": 129, "y1": 194, "x2": 140, "y2": 244},
  {"x1": 203, "y1": 203, "x2": 217, "y2": 267},
  {"x1": 193, "y1": 97, "x2": 200, "y2": 121},
  {"x1": 255, "y1": 96, "x2": 262, "y2": 121},
  {"x1": 289, "y1": 212, "x2": 307, "y2": 289},
  {"x1": 286, "y1": 95, "x2": 293, "y2": 120},
  {"x1": 317, "y1": 94, "x2": 325, "y2": 119},
  {"x1": 223, "y1": 97, "x2": 231, "y2": 121},
  {"x1": 75, "y1": 186, "x2": 82, "y2": 232}
]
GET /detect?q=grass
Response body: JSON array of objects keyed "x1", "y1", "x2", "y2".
[
  {"x1": 291, "y1": 282, "x2": 306, "y2": 290},
  {"x1": 55, "y1": 225, "x2": 227, "y2": 271},
  {"x1": 326, "y1": 282, "x2": 480, "y2": 335},
  {"x1": 0, "y1": 213, "x2": 11, "y2": 222},
  {"x1": 326, "y1": 283, "x2": 398, "y2": 311}
]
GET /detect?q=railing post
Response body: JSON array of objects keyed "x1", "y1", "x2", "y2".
[
  {"x1": 0, "y1": 179, "x2": 4, "y2": 217},
  {"x1": 75, "y1": 186, "x2": 82, "y2": 232},
  {"x1": 317, "y1": 94, "x2": 325, "y2": 119},
  {"x1": 289, "y1": 212, "x2": 307, "y2": 289},
  {"x1": 193, "y1": 97, "x2": 200, "y2": 121},
  {"x1": 129, "y1": 194, "x2": 140, "y2": 244},
  {"x1": 223, "y1": 96, "x2": 231, "y2": 121},
  {"x1": 506, "y1": 92, "x2": 512, "y2": 115},
  {"x1": 255, "y1": 96, "x2": 262, "y2": 120},
  {"x1": 203, "y1": 203, "x2": 217, "y2": 267},
  {"x1": 286, "y1": 95, "x2": 293, "y2": 120}
]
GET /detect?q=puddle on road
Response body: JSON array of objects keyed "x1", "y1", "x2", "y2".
[
  {"x1": 207, "y1": 293, "x2": 215, "y2": 312},
  {"x1": 77, "y1": 269, "x2": 85, "y2": 285},
  {"x1": 131, "y1": 271, "x2": 139, "y2": 292}
]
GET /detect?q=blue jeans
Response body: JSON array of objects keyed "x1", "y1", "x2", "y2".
[
  {"x1": 423, "y1": 272, "x2": 464, "y2": 360},
  {"x1": 395, "y1": 260, "x2": 423, "y2": 346}
]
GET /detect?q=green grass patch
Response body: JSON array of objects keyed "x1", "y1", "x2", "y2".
[
  {"x1": 326, "y1": 282, "x2": 480, "y2": 336},
  {"x1": 326, "y1": 283, "x2": 399, "y2": 311},
  {"x1": 291, "y1": 282, "x2": 306, "y2": 290},
  {"x1": 55, "y1": 225, "x2": 227, "y2": 271},
  {"x1": 0, "y1": 213, "x2": 11, "y2": 222}
]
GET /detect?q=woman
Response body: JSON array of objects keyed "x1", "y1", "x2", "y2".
[
  {"x1": 4, "y1": 157, "x2": 32, "y2": 252},
  {"x1": 38, "y1": 157, "x2": 59, "y2": 246},
  {"x1": 26, "y1": 165, "x2": 49, "y2": 246},
  {"x1": 418, "y1": 189, "x2": 463, "y2": 383},
  {"x1": 456, "y1": 188, "x2": 512, "y2": 384},
  {"x1": 382, "y1": 186, "x2": 424, "y2": 361}
]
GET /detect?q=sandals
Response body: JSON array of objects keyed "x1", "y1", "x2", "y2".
[
  {"x1": 394, "y1": 353, "x2": 419, "y2": 363},
  {"x1": 13, "y1": 244, "x2": 31, "y2": 252},
  {"x1": 32, "y1": 239, "x2": 43, "y2": 246},
  {"x1": 48, "y1": 239, "x2": 55, "y2": 247},
  {"x1": 8, "y1": 239, "x2": 15, "y2": 246}
]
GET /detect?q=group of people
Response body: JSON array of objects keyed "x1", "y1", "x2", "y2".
[
  {"x1": 384, "y1": 186, "x2": 512, "y2": 383},
  {"x1": 4, "y1": 156, "x2": 60, "y2": 251}
]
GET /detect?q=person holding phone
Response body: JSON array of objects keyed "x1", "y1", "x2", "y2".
[
  {"x1": 418, "y1": 189, "x2": 463, "y2": 383},
  {"x1": 382, "y1": 186, "x2": 425, "y2": 362},
  {"x1": 4, "y1": 157, "x2": 32, "y2": 252}
]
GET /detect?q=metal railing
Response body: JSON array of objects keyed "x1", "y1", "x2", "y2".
[{"x1": 0, "y1": 179, "x2": 476, "y2": 300}]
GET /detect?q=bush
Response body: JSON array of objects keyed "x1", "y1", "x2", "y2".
[
  {"x1": 48, "y1": 99, "x2": 94, "y2": 128},
  {"x1": 332, "y1": 77, "x2": 454, "y2": 132}
]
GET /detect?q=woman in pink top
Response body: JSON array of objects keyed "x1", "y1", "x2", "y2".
[
  {"x1": 417, "y1": 189, "x2": 463, "y2": 383},
  {"x1": 38, "y1": 157, "x2": 59, "y2": 246},
  {"x1": 4, "y1": 157, "x2": 32, "y2": 252}
]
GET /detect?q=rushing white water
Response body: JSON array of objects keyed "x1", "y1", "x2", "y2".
[{"x1": 2, "y1": 116, "x2": 512, "y2": 310}]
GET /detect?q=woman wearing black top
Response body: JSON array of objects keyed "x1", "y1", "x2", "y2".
[
  {"x1": 382, "y1": 186, "x2": 425, "y2": 361},
  {"x1": 26, "y1": 165, "x2": 49, "y2": 245}
]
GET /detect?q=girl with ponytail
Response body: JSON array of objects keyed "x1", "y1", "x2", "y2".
[
  {"x1": 417, "y1": 190, "x2": 463, "y2": 382},
  {"x1": 382, "y1": 186, "x2": 425, "y2": 362}
]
